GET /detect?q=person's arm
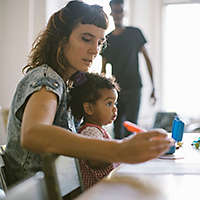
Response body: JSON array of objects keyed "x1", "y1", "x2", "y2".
[
  {"x1": 21, "y1": 87, "x2": 172, "y2": 164},
  {"x1": 21, "y1": 87, "x2": 119, "y2": 160},
  {"x1": 101, "y1": 57, "x2": 107, "y2": 74},
  {"x1": 140, "y1": 46, "x2": 156, "y2": 105}
]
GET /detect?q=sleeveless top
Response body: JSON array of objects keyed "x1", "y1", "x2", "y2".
[{"x1": 5, "y1": 64, "x2": 76, "y2": 185}]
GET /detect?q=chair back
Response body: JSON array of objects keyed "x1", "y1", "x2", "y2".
[
  {"x1": 55, "y1": 156, "x2": 83, "y2": 196},
  {"x1": 42, "y1": 154, "x2": 83, "y2": 199},
  {"x1": 0, "y1": 149, "x2": 82, "y2": 199}
]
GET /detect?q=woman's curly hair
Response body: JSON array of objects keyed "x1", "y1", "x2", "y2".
[
  {"x1": 23, "y1": 1, "x2": 108, "y2": 77},
  {"x1": 69, "y1": 72, "x2": 120, "y2": 121}
]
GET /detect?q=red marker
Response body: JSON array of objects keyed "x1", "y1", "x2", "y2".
[{"x1": 123, "y1": 121, "x2": 146, "y2": 133}]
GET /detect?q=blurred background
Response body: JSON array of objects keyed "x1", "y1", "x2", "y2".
[{"x1": 1, "y1": 0, "x2": 200, "y2": 130}]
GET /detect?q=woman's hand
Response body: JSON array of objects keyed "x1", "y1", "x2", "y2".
[{"x1": 118, "y1": 130, "x2": 173, "y2": 164}]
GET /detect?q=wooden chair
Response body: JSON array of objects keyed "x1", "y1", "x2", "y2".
[
  {"x1": 42, "y1": 154, "x2": 83, "y2": 200},
  {"x1": 1, "y1": 149, "x2": 82, "y2": 200},
  {"x1": 0, "y1": 106, "x2": 82, "y2": 199}
]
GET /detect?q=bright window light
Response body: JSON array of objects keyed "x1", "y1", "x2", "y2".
[{"x1": 162, "y1": 4, "x2": 200, "y2": 119}]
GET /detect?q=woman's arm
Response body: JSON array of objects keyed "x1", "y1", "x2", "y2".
[
  {"x1": 21, "y1": 87, "x2": 172, "y2": 164},
  {"x1": 21, "y1": 87, "x2": 120, "y2": 160},
  {"x1": 79, "y1": 126, "x2": 113, "y2": 169}
]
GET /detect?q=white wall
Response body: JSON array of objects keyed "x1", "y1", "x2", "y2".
[
  {"x1": 0, "y1": 0, "x2": 28, "y2": 108},
  {"x1": 28, "y1": 0, "x2": 46, "y2": 48},
  {"x1": 0, "y1": 0, "x2": 46, "y2": 143},
  {"x1": 46, "y1": 0, "x2": 70, "y2": 22},
  {"x1": 0, "y1": 0, "x2": 46, "y2": 108}
]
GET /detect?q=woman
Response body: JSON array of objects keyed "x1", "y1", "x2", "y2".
[{"x1": 4, "y1": 1, "x2": 172, "y2": 186}]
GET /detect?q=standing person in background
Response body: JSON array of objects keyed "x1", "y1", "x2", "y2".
[
  {"x1": 101, "y1": 0, "x2": 156, "y2": 139},
  {"x1": 4, "y1": 0, "x2": 172, "y2": 190},
  {"x1": 69, "y1": 72, "x2": 120, "y2": 190}
]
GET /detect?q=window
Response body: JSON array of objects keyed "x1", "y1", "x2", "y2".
[{"x1": 162, "y1": 4, "x2": 200, "y2": 118}]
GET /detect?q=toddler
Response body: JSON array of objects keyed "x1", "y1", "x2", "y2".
[{"x1": 69, "y1": 72, "x2": 120, "y2": 190}]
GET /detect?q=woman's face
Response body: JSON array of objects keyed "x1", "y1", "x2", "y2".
[{"x1": 63, "y1": 23, "x2": 106, "y2": 77}]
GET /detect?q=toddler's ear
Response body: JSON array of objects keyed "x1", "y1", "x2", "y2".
[{"x1": 83, "y1": 102, "x2": 94, "y2": 115}]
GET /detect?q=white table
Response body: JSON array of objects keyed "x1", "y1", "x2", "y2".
[{"x1": 75, "y1": 133, "x2": 200, "y2": 200}]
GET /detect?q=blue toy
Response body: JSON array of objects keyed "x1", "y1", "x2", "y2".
[{"x1": 166, "y1": 116, "x2": 184, "y2": 154}]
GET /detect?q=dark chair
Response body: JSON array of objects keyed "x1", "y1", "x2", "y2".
[
  {"x1": 6, "y1": 171, "x2": 48, "y2": 200},
  {"x1": 153, "y1": 112, "x2": 177, "y2": 132}
]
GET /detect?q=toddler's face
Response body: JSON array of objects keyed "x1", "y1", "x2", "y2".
[{"x1": 90, "y1": 88, "x2": 118, "y2": 126}]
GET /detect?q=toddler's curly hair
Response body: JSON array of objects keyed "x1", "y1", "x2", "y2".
[{"x1": 69, "y1": 72, "x2": 120, "y2": 121}]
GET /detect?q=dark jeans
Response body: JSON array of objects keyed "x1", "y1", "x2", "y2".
[{"x1": 114, "y1": 89, "x2": 141, "y2": 139}]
